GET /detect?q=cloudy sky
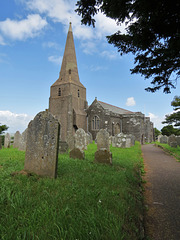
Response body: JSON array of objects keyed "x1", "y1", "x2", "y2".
[{"x1": 0, "y1": 0, "x2": 179, "y2": 133}]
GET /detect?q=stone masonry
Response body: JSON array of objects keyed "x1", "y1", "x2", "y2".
[{"x1": 24, "y1": 111, "x2": 60, "y2": 178}]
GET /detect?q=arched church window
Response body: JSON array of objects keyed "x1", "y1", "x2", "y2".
[
  {"x1": 58, "y1": 88, "x2": 61, "y2": 96},
  {"x1": 92, "y1": 116, "x2": 100, "y2": 130},
  {"x1": 78, "y1": 89, "x2": 80, "y2": 98}
]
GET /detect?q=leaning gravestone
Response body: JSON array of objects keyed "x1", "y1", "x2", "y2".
[
  {"x1": 168, "y1": 134, "x2": 177, "y2": 146},
  {"x1": 19, "y1": 129, "x2": 27, "y2": 151},
  {"x1": 24, "y1": 111, "x2": 60, "y2": 178},
  {"x1": 0, "y1": 136, "x2": 2, "y2": 149},
  {"x1": 95, "y1": 129, "x2": 112, "y2": 164},
  {"x1": 4, "y1": 133, "x2": 11, "y2": 148},
  {"x1": 86, "y1": 132, "x2": 93, "y2": 145},
  {"x1": 160, "y1": 135, "x2": 168, "y2": 144},
  {"x1": 13, "y1": 131, "x2": 21, "y2": 148}
]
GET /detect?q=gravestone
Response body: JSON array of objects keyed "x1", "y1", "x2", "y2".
[
  {"x1": 158, "y1": 135, "x2": 163, "y2": 142},
  {"x1": 168, "y1": 135, "x2": 177, "y2": 146},
  {"x1": 97, "y1": 129, "x2": 110, "y2": 151},
  {"x1": 176, "y1": 136, "x2": 180, "y2": 146},
  {"x1": 69, "y1": 128, "x2": 87, "y2": 160},
  {"x1": 0, "y1": 136, "x2": 2, "y2": 149},
  {"x1": 160, "y1": 135, "x2": 168, "y2": 144},
  {"x1": 95, "y1": 129, "x2": 112, "y2": 164},
  {"x1": 69, "y1": 148, "x2": 85, "y2": 160},
  {"x1": 19, "y1": 129, "x2": 27, "y2": 151},
  {"x1": 59, "y1": 141, "x2": 68, "y2": 153},
  {"x1": 170, "y1": 142, "x2": 177, "y2": 148},
  {"x1": 67, "y1": 135, "x2": 75, "y2": 151},
  {"x1": 86, "y1": 132, "x2": 93, "y2": 145},
  {"x1": 4, "y1": 133, "x2": 11, "y2": 148},
  {"x1": 13, "y1": 131, "x2": 21, "y2": 148},
  {"x1": 74, "y1": 128, "x2": 87, "y2": 151},
  {"x1": 112, "y1": 133, "x2": 135, "y2": 148},
  {"x1": 24, "y1": 111, "x2": 60, "y2": 178}
]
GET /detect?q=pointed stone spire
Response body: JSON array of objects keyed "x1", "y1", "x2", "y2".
[{"x1": 55, "y1": 22, "x2": 81, "y2": 85}]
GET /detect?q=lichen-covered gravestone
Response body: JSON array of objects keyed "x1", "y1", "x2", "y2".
[
  {"x1": 95, "y1": 129, "x2": 112, "y2": 164},
  {"x1": 160, "y1": 135, "x2": 168, "y2": 144},
  {"x1": 4, "y1": 133, "x2": 11, "y2": 148},
  {"x1": 24, "y1": 111, "x2": 60, "y2": 178},
  {"x1": 69, "y1": 128, "x2": 87, "y2": 160},
  {"x1": 112, "y1": 133, "x2": 135, "y2": 148},
  {"x1": 13, "y1": 131, "x2": 21, "y2": 149},
  {"x1": 168, "y1": 135, "x2": 177, "y2": 146},
  {"x1": 74, "y1": 128, "x2": 87, "y2": 151},
  {"x1": 19, "y1": 129, "x2": 27, "y2": 151}
]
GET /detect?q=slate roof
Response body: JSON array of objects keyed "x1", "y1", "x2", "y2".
[{"x1": 98, "y1": 101, "x2": 134, "y2": 115}]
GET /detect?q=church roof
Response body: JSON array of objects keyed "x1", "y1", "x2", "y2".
[{"x1": 98, "y1": 101, "x2": 134, "y2": 115}]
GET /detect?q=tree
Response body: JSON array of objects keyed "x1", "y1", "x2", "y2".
[
  {"x1": 154, "y1": 127, "x2": 161, "y2": 138},
  {"x1": 161, "y1": 125, "x2": 180, "y2": 136},
  {"x1": 76, "y1": 0, "x2": 180, "y2": 93},
  {"x1": 0, "y1": 124, "x2": 8, "y2": 135},
  {"x1": 162, "y1": 96, "x2": 180, "y2": 127}
]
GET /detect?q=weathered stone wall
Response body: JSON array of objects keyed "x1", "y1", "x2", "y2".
[{"x1": 24, "y1": 111, "x2": 60, "y2": 178}]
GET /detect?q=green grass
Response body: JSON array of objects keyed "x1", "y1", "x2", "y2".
[
  {"x1": 155, "y1": 142, "x2": 180, "y2": 162},
  {"x1": 0, "y1": 142, "x2": 144, "y2": 240}
]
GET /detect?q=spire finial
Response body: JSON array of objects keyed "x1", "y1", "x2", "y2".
[{"x1": 69, "y1": 22, "x2": 72, "y2": 32}]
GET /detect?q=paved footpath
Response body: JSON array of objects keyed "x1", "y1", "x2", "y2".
[{"x1": 141, "y1": 144, "x2": 180, "y2": 240}]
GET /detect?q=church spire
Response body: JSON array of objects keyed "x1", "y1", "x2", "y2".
[{"x1": 58, "y1": 22, "x2": 80, "y2": 84}]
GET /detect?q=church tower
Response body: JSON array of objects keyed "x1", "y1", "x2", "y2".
[{"x1": 49, "y1": 23, "x2": 87, "y2": 141}]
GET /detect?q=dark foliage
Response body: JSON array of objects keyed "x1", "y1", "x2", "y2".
[
  {"x1": 76, "y1": 0, "x2": 180, "y2": 93},
  {"x1": 0, "y1": 124, "x2": 8, "y2": 135},
  {"x1": 162, "y1": 96, "x2": 180, "y2": 127}
]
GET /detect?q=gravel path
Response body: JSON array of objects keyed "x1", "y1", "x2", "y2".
[{"x1": 142, "y1": 144, "x2": 180, "y2": 240}]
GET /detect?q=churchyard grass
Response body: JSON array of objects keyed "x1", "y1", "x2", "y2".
[
  {"x1": 0, "y1": 142, "x2": 144, "y2": 240},
  {"x1": 156, "y1": 142, "x2": 180, "y2": 162}
]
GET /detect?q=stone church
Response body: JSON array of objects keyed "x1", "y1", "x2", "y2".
[{"x1": 49, "y1": 23, "x2": 154, "y2": 144}]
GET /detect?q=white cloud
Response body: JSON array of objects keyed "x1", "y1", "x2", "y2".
[
  {"x1": 95, "y1": 12, "x2": 126, "y2": 39},
  {"x1": 148, "y1": 112, "x2": 165, "y2": 130},
  {"x1": 48, "y1": 55, "x2": 62, "y2": 65},
  {"x1": 0, "y1": 110, "x2": 34, "y2": 133},
  {"x1": 0, "y1": 14, "x2": 47, "y2": 41},
  {"x1": 100, "y1": 50, "x2": 118, "y2": 60},
  {"x1": 126, "y1": 97, "x2": 136, "y2": 106},
  {"x1": 42, "y1": 41, "x2": 60, "y2": 49},
  {"x1": 0, "y1": 35, "x2": 6, "y2": 45}
]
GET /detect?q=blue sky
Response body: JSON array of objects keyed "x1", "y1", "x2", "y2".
[{"x1": 0, "y1": 0, "x2": 179, "y2": 133}]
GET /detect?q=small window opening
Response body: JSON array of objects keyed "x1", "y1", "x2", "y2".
[
  {"x1": 78, "y1": 89, "x2": 80, "y2": 98},
  {"x1": 69, "y1": 69, "x2": 71, "y2": 74},
  {"x1": 58, "y1": 88, "x2": 61, "y2": 96}
]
